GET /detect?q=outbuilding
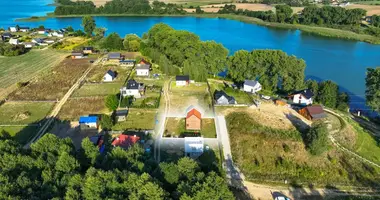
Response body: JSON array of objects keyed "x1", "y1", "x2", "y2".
[
  {"x1": 243, "y1": 80, "x2": 262, "y2": 93},
  {"x1": 176, "y1": 75, "x2": 190, "y2": 86},
  {"x1": 103, "y1": 70, "x2": 116, "y2": 82},
  {"x1": 184, "y1": 137, "x2": 204, "y2": 158},
  {"x1": 186, "y1": 108, "x2": 201, "y2": 131},
  {"x1": 79, "y1": 116, "x2": 98, "y2": 129},
  {"x1": 9, "y1": 38, "x2": 19, "y2": 45},
  {"x1": 115, "y1": 110, "x2": 129, "y2": 122},
  {"x1": 299, "y1": 105, "x2": 327, "y2": 121},
  {"x1": 136, "y1": 64, "x2": 150, "y2": 76},
  {"x1": 24, "y1": 42, "x2": 35, "y2": 49},
  {"x1": 71, "y1": 51, "x2": 84, "y2": 59},
  {"x1": 19, "y1": 27, "x2": 30, "y2": 32},
  {"x1": 108, "y1": 52, "x2": 121, "y2": 60},
  {"x1": 83, "y1": 46, "x2": 94, "y2": 54}
]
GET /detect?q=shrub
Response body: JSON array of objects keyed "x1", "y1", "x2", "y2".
[
  {"x1": 100, "y1": 114, "x2": 114, "y2": 130},
  {"x1": 105, "y1": 94, "x2": 119, "y2": 111},
  {"x1": 304, "y1": 122, "x2": 329, "y2": 155}
]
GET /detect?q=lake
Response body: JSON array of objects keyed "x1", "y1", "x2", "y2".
[{"x1": 1, "y1": 0, "x2": 380, "y2": 113}]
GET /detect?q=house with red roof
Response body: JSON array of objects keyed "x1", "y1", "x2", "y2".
[
  {"x1": 112, "y1": 134, "x2": 140, "y2": 149},
  {"x1": 186, "y1": 108, "x2": 201, "y2": 130}
]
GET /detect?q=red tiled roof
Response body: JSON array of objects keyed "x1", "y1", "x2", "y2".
[
  {"x1": 186, "y1": 108, "x2": 201, "y2": 119},
  {"x1": 140, "y1": 59, "x2": 150, "y2": 65},
  {"x1": 112, "y1": 135, "x2": 140, "y2": 149}
]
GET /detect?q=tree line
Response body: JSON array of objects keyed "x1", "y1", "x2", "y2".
[
  {"x1": 0, "y1": 133, "x2": 233, "y2": 199},
  {"x1": 54, "y1": 0, "x2": 186, "y2": 15}
]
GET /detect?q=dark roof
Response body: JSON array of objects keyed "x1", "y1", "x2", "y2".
[
  {"x1": 83, "y1": 46, "x2": 93, "y2": 50},
  {"x1": 19, "y1": 27, "x2": 30, "y2": 29},
  {"x1": 306, "y1": 105, "x2": 327, "y2": 120},
  {"x1": 106, "y1": 70, "x2": 116, "y2": 77},
  {"x1": 115, "y1": 110, "x2": 129, "y2": 116},
  {"x1": 2, "y1": 32, "x2": 12, "y2": 37},
  {"x1": 108, "y1": 52, "x2": 121, "y2": 59},
  {"x1": 214, "y1": 90, "x2": 236, "y2": 103},
  {"x1": 136, "y1": 64, "x2": 150, "y2": 70},
  {"x1": 71, "y1": 51, "x2": 84, "y2": 56},
  {"x1": 176, "y1": 75, "x2": 190, "y2": 81},
  {"x1": 244, "y1": 80, "x2": 260, "y2": 87},
  {"x1": 33, "y1": 38, "x2": 44, "y2": 43},
  {"x1": 127, "y1": 79, "x2": 139, "y2": 89},
  {"x1": 292, "y1": 89, "x2": 314, "y2": 99}
]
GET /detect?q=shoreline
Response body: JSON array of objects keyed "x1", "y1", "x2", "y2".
[{"x1": 15, "y1": 13, "x2": 380, "y2": 44}]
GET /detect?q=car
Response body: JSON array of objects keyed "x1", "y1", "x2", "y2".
[{"x1": 274, "y1": 197, "x2": 291, "y2": 200}]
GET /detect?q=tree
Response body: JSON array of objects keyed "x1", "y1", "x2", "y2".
[
  {"x1": 195, "y1": 6, "x2": 204, "y2": 14},
  {"x1": 55, "y1": 152, "x2": 80, "y2": 173},
  {"x1": 123, "y1": 34, "x2": 141, "y2": 52},
  {"x1": 0, "y1": 130, "x2": 11, "y2": 140},
  {"x1": 317, "y1": 80, "x2": 338, "y2": 108},
  {"x1": 81, "y1": 16, "x2": 96, "y2": 37},
  {"x1": 93, "y1": 27, "x2": 107, "y2": 40},
  {"x1": 366, "y1": 67, "x2": 380, "y2": 112},
  {"x1": 100, "y1": 114, "x2": 114, "y2": 130},
  {"x1": 177, "y1": 157, "x2": 199, "y2": 180},
  {"x1": 101, "y1": 33, "x2": 123, "y2": 50},
  {"x1": 305, "y1": 79, "x2": 319, "y2": 96},
  {"x1": 159, "y1": 162, "x2": 180, "y2": 184},
  {"x1": 66, "y1": 26, "x2": 74, "y2": 32},
  {"x1": 81, "y1": 138, "x2": 100, "y2": 165},
  {"x1": 105, "y1": 94, "x2": 119, "y2": 111},
  {"x1": 304, "y1": 122, "x2": 329, "y2": 155},
  {"x1": 337, "y1": 92, "x2": 350, "y2": 112}
]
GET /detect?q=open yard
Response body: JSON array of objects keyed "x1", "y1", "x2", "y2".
[
  {"x1": 131, "y1": 85, "x2": 161, "y2": 108},
  {"x1": 86, "y1": 64, "x2": 132, "y2": 83},
  {"x1": 169, "y1": 82, "x2": 213, "y2": 117},
  {"x1": 112, "y1": 108, "x2": 157, "y2": 130},
  {"x1": 58, "y1": 97, "x2": 107, "y2": 120},
  {"x1": 0, "y1": 50, "x2": 67, "y2": 99},
  {"x1": 8, "y1": 58, "x2": 91, "y2": 100},
  {"x1": 209, "y1": 79, "x2": 253, "y2": 105},
  {"x1": 164, "y1": 117, "x2": 216, "y2": 138},
  {"x1": 73, "y1": 83, "x2": 123, "y2": 97}
]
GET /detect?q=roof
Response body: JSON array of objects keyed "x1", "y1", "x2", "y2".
[
  {"x1": 24, "y1": 42, "x2": 34, "y2": 45},
  {"x1": 214, "y1": 90, "x2": 235, "y2": 102},
  {"x1": 2, "y1": 32, "x2": 12, "y2": 37},
  {"x1": 244, "y1": 80, "x2": 260, "y2": 87},
  {"x1": 19, "y1": 27, "x2": 29, "y2": 29},
  {"x1": 112, "y1": 135, "x2": 140, "y2": 149},
  {"x1": 292, "y1": 89, "x2": 314, "y2": 99},
  {"x1": 140, "y1": 59, "x2": 151, "y2": 65},
  {"x1": 136, "y1": 64, "x2": 150, "y2": 70},
  {"x1": 105, "y1": 70, "x2": 116, "y2": 77},
  {"x1": 72, "y1": 51, "x2": 84, "y2": 56},
  {"x1": 306, "y1": 105, "x2": 327, "y2": 119},
  {"x1": 9, "y1": 38, "x2": 18, "y2": 42},
  {"x1": 184, "y1": 137, "x2": 204, "y2": 153},
  {"x1": 115, "y1": 110, "x2": 129, "y2": 116},
  {"x1": 33, "y1": 38, "x2": 44, "y2": 43},
  {"x1": 108, "y1": 52, "x2": 121, "y2": 59},
  {"x1": 83, "y1": 46, "x2": 93, "y2": 50},
  {"x1": 79, "y1": 116, "x2": 98, "y2": 123},
  {"x1": 186, "y1": 108, "x2": 201, "y2": 120},
  {"x1": 176, "y1": 75, "x2": 190, "y2": 81},
  {"x1": 38, "y1": 28, "x2": 45, "y2": 31},
  {"x1": 127, "y1": 79, "x2": 140, "y2": 89}
]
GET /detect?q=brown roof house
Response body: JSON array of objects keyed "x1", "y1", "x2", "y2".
[
  {"x1": 299, "y1": 105, "x2": 327, "y2": 121},
  {"x1": 186, "y1": 107, "x2": 202, "y2": 131}
]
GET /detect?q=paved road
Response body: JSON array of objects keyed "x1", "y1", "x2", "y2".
[{"x1": 23, "y1": 57, "x2": 103, "y2": 149}]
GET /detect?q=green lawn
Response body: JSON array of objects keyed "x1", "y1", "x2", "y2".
[
  {"x1": 164, "y1": 117, "x2": 216, "y2": 138},
  {"x1": 0, "y1": 102, "x2": 54, "y2": 125},
  {"x1": 170, "y1": 81, "x2": 208, "y2": 93},
  {"x1": 209, "y1": 80, "x2": 252, "y2": 104},
  {"x1": 201, "y1": 118, "x2": 217, "y2": 138},
  {"x1": 352, "y1": 120, "x2": 380, "y2": 165},
  {"x1": 112, "y1": 109, "x2": 157, "y2": 130},
  {"x1": 0, "y1": 125, "x2": 39, "y2": 145},
  {"x1": 0, "y1": 50, "x2": 67, "y2": 98},
  {"x1": 73, "y1": 83, "x2": 123, "y2": 97}
]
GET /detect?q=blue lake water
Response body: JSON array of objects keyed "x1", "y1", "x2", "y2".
[{"x1": 1, "y1": 0, "x2": 380, "y2": 113}]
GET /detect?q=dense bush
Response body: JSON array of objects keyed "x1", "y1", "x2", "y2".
[
  {"x1": 304, "y1": 122, "x2": 329, "y2": 155},
  {"x1": 0, "y1": 43, "x2": 28, "y2": 56}
]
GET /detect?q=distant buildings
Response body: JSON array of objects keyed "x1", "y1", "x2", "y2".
[
  {"x1": 71, "y1": 51, "x2": 84, "y2": 59},
  {"x1": 289, "y1": 89, "x2": 314, "y2": 105},
  {"x1": 176, "y1": 75, "x2": 190, "y2": 86},
  {"x1": 83, "y1": 47, "x2": 94, "y2": 54},
  {"x1": 243, "y1": 80, "x2": 262, "y2": 93}
]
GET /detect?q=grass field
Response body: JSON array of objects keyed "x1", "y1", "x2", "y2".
[
  {"x1": 0, "y1": 126, "x2": 39, "y2": 145},
  {"x1": 86, "y1": 64, "x2": 132, "y2": 83},
  {"x1": 201, "y1": 118, "x2": 217, "y2": 138},
  {"x1": 8, "y1": 58, "x2": 91, "y2": 100},
  {"x1": 0, "y1": 50, "x2": 67, "y2": 99},
  {"x1": 0, "y1": 102, "x2": 54, "y2": 125},
  {"x1": 164, "y1": 117, "x2": 216, "y2": 138},
  {"x1": 58, "y1": 97, "x2": 107, "y2": 120},
  {"x1": 73, "y1": 83, "x2": 123, "y2": 97},
  {"x1": 209, "y1": 80, "x2": 252, "y2": 105},
  {"x1": 112, "y1": 108, "x2": 157, "y2": 130}
]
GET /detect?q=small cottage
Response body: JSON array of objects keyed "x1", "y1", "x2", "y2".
[
  {"x1": 83, "y1": 47, "x2": 94, "y2": 54},
  {"x1": 115, "y1": 110, "x2": 129, "y2": 122},
  {"x1": 79, "y1": 116, "x2": 98, "y2": 129},
  {"x1": 176, "y1": 75, "x2": 190, "y2": 86},
  {"x1": 112, "y1": 134, "x2": 140, "y2": 149},
  {"x1": 108, "y1": 52, "x2": 121, "y2": 60},
  {"x1": 136, "y1": 64, "x2": 150, "y2": 76},
  {"x1": 19, "y1": 27, "x2": 30, "y2": 32},
  {"x1": 103, "y1": 70, "x2": 116, "y2": 82},
  {"x1": 38, "y1": 28, "x2": 46, "y2": 35},
  {"x1": 186, "y1": 108, "x2": 201, "y2": 130},
  {"x1": 120, "y1": 79, "x2": 145, "y2": 98},
  {"x1": 299, "y1": 105, "x2": 327, "y2": 121},
  {"x1": 214, "y1": 90, "x2": 236, "y2": 105},
  {"x1": 9, "y1": 26, "x2": 18, "y2": 32},
  {"x1": 32, "y1": 38, "x2": 44, "y2": 44},
  {"x1": 289, "y1": 89, "x2": 314, "y2": 105},
  {"x1": 184, "y1": 137, "x2": 204, "y2": 158},
  {"x1": 71, "y1": 51, "x2": 84, "y2": 59},
  {"x1": 120, "y1": 59, "x2": 135, "y2": 67},
  {"x1": 9, "y1": 38, "x2": 19, "y2": 45},
  {"x1": 1, "y1": 32, "x2": 13, "y2": 40},
  {"x1": 243, "y1": 80, "x2": 262, "y2": 93}
]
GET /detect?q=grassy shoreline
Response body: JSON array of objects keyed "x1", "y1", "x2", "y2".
[{"x1": 16, "y1": 13, "x2": 380, "y2": 44}]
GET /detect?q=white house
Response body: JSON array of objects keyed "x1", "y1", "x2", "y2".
[
  {"x1": 44, "y1": 39, "x2": 55, "y2": 44},
  {"x1": 214, "y1": 90, "x2": 236, "y2": 105},
  {"x1": 24, "y1": 42, "x2": 35, "y2": 49},
  {"x1": 120, "y1": 80, "x2": 145, "y2": 98},
  {"x1": 289, "y1": 89, "x2": 314, "y2": 105},
  {"x1": 9, "y1": 38, "x2": 19, "y2": 45},
  {"x1": 9, "y1": 26, "x2": 18, "y2": 32},
  {"x1": 32, "y1": 38, "x2": 45, "y2": 45},
  {"x1": 38, "y1": 28, "x2": 47, "y2": 35},
  {"x1": 79, "y1": 116, "x2": 98, "y2": 129},
  {"x1": 243, "y1": 80, "x2": 262, "y2": 93},
  {"x1": 184, "y1": 137, "x2": 204, "y2": 158},
  {"x1": 19, "y1": 27, "x2": 30, "y2": 32},
  {"x1": 176, "y1": 75, "x2": 190, "y2": 86},
  {"x1": 52, "y1": 31, "x2": 64, "y2": 37},
  {"x1": 136, "y1": 64, "x2": 150, "y2": 76},
  {"x1": 103, "y1": 70, "x2": 116, "y2": 82},
  {"x1": 71, "y1": 51, "x2": 84, "y2": 59}
]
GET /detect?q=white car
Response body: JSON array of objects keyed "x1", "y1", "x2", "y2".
[{"x1": 275, "y1": 197, "x2": 291, "y2": 200}]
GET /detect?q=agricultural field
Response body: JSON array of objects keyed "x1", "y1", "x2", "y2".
[
  {"x1": 208, "y1": 79, "x2": 253, "y2": 105},
  {"x1": 8, "y1": 58, "x2": 91, "y2": 100},
  {"x1": 226, "y1": 111, "x2": 380, "y2": 187},
  {"x1": 73, "y1": 83, "x2": 123, "y2": 97},
  {"x1": 112, "y1": 108, "x2": 157, "y2": 130},
  {"x1": 0, "y1": 50, "x2": 67, "y2": 99},
  {"x1": 185, "y1": 3, "x2": 303, "y2": 13},
  {"x1": 347, "y1": 4, "x2": 380, "y2": 15},
  {"x1": 164, "y1": 117, "x2": 216, "y2": 138},
  {"x1": 169, "y1": 82, "x2": 213, "y2": 117},
  {"x1": 58, "y1": 97, "x2": 107, "y2": 120}
]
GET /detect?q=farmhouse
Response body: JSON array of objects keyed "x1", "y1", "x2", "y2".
[
  {"x1": 115, "y1": 110, "x2": 129, "y2": 122},
  {"x1": 79, "y1": 116, "x2": 98, "y2": 129},
  {"x1": 120, "y1": 59, "x2": 135, "y2": 67},
  {"x1": 71, "y1": 51, "x2": 84, "y2": 59},
  {"x1": 120, "y1": 79, "x2": 145, "y2": 98},
  {"x1": 214, "y1": 90, "x2": 236, "y2": 105},
  {"x1": 299, "y1": 105, "x2": 327, "y2": 121},
  {"x1": 108, "y1": 52, "x2": 121, "y2": 60},
  {"x1": 289, "y1": 89, "x2": 314, "y2": 105},
  {"x1": 19, "y1": 27, "x2": 30, "y2": 32},
  {"x1": 176, "y1": 75, "x2": 190, "y2": 86},
  {"x1": 83, "y1": 46, "x2": 94, "y2": 54},
  {"x1": 186, "y1": 108, "x2": 201, "y2": 131},
  {"x1": 103, "y1": 70, "x2": 116, "y2": 82},
  {"x1": 243, "y1": 80, "x2": 262, "y2": 93},
  {"x1": 136, "y1": 64, "x2": 150, "y2": 76},
  {"x1": 9, "y1": 38, "x2": 19, "y2": 45},
  {"x1": 9, "y1": 26, "x2": 18, "y2": 32},
  {"x1": 112, "y1": 134, "x2": 140, "y2": 149},
  {"x1": 24, "y1": 42, "x2": 35, "y2": 49},
  {"x1": 184, "y1": 137, "x2": 204, "y2": 158}
]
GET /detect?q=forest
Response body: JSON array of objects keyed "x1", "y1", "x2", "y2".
[{"x1": 0, "y1": 133, "x2": 233, "y2": 199}]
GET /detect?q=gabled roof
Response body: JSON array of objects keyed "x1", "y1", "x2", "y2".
[
  {"x1": 127, "y1": 79, "x2": 140, "y2": 89},
  {"x1": 292, "y1": 89, "x2": 314, "y2": 99},
  {"x1": 72, "y1": 51, "x2": 84, "y2": 56},
  {"x1": 140, "y1": 59, "x2": 151, "y2": 65},
  {"x1": 214, "y1": 90, "x2": 235, "y2": 103},
  {"x1": 306, "y1": 105, "x2": 327, "y2": 119},
  {"x1": 136, "y1": 64, "x2": 150, "y2": 70},
  {"x1": 2, "y1": 32, "x2": 12, "y2": 37},
  {"x1": 244, "y1": 80, "x2": 260, "y2": 87},
  {"x1": 112, "y1": 135, "x2": 140, "y2": 149},
  {"x1": 186, "y1": 108, "x2": 201, "y2": 120},
  {"x1": 33, "y1": 38, "x2": 44, "y2": 43},
  {"x1": 79, "y1": 116, "x2": 98, "y2": 123},
  {"x1": 115, "y1": 110, "x2": 129, "y2": 116},
  {"x1": 108, "y1": 52, "x2": 121, "y2": 59},
  {"x1": 176, "y1": 75, "x2": 190, "y2": 81},
  {"x1": 19, "y1": 27, "x2": 30, "y2": 30},
  {"x1": 105, "y1": 70, "x2": 116, "y2": 77},
  {"x1": 83, "y1": 46, "x2": 93, "y2": 50}
]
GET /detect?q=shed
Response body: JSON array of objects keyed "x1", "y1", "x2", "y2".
[
  {"x1": 83, "y1": 46, "x2": 94, "y2": 54},
  {"x1": 79, "y1": 116, "x2": 98, "y2": 129},
  {"x1": 136, "y1": 64, "x2": 150, "y2": 76},
  {"x1": 103, "y1": 70, "x2": 116, "y2": 82},
  {"x1": 19, "y1": 27, "x2": 30, "y2": 32},
  {"x1": 115, "y1": 110, "x2": 129, "y2": 122},
  {"x1": 176, "y1": 75, "x2": 190, "y2": 86},
  {"x1": 9, "y1": 38, "x2": 19, "y2": 45},
  {"x1": 120, "y1": 59, "x2": 135, "y2": 67},
  {"x1": 214, "y1": 90, "x2": 236, "y2": 105},
  {"x1": 299, "y1": 105, "x2": 327, "y2": 121},
  {"x1": 24, "y1": 42, "x2": 35, "y2": 48},
  {"x1": 186, "y1": 108, "x2": 201, "y2": 130}
]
